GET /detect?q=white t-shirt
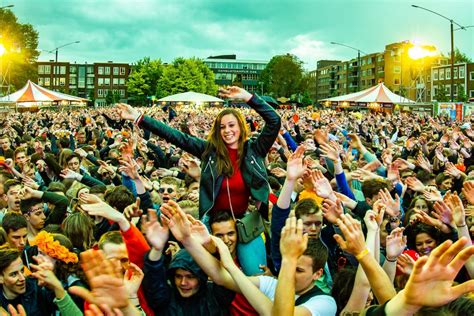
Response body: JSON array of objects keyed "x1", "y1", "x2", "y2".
[{"x1": 258, "y1": 276, "x2": 337, "y2": 316}]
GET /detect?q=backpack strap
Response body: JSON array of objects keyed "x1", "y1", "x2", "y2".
[{"x1": 295, "y1": 285, "x2": 327, "y2": 306}]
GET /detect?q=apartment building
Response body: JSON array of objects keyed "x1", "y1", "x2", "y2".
[
  {"x1": 203, "y1": 55, "x2": 267, "y2": 93},
  {"x1": 36, "y1": 61, "x2": 130, "y2": 106},
  {"x1": 431, "y1": 62, "x2": 474, "y2": 101}
]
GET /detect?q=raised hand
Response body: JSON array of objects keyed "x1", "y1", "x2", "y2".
[
  {"x1": 123, "y1": 198, "x2": 143, "y2": 221},
  {"x1": 320, "y1": 141, "x2": 340, "y2": 162},
  {"x1": 322, "y1": 198, "x2": 344, "y2": 224},
  {"x1": 69, "y1": 250, "x2": 129, "y2": 309},
  {"x1": 333, "y1": 214, "x2": 366, "y2": 257},
  {"x1": 118, "y1": 157, "x2": 140, "y2": 180},
  {"x1": 123, "y1": 263, "x2": 144, "y2": 298},
  {"x1": 351, "y1": 168, "x2": 380, "y2": 182},
  {"x1": 397, "y1": 253, "x2": 416, "y2": 275},
  {"x1": 116, "y1": 103, "x2": 141, "y2": 122},
  {"x1": 22, "y1": 176, "x2": 40, "y2": 190},
  {"x1": 280, "y1": 216, "x2": 308, "y2": 260},
  {"x1": 0, "y1": 304, "x2": 26, "y2": 316},
  {"x1": 313, "y1": 129, "x2": 328, "y2": 146},
  {"x1": 393, "y1": 158, "x2": 411, "y2": 171},
  {"x1": 462, "y1": 181, "x2": 474, "y2": 205},
  {"x1": 423, "y1": 187, "x2": 443, "y2": 202},
  {"x1": 141, "y1": 209, "x2": 169, "y2": 252},
  {"x1": 385, "y1": 228, "x2": 406, "y2": 262},
  {"x1": 286, "y1": 145, "x2": 306, "y2": 181},
  {"x1": 160, "y1": 200, "x2": 192, "y2": 243},
  {"x1": 364, "y1": 210, "x2": 379, "y2": 232},
  {"x1": 444, "y1": 162, "x2": 463, "y2": 179},
  {"x1": 405, "y1": 177, "x2": 425, "y2": 192},
  {"x1": 75, "y1": 148, "x2": 88, "y2": 158},
  {"x1": 218, "y1": 86, "x2": 252, "y2": 102},
  {"x1": 60, "y1": 168, "x2": 81, "y2": 180},
  {"x1": 181, "y1": 154, "x2": 201, "y2": 181},
  {"x1": 379, "y1": 188, "x2": 401, "y2": 217},
  {"x1": 347, "y1": 133, "x2": 363, "y2": 150},
  {"x1": 80, "y1": 193, "x2": 103, "y2": 205},
  {"x1": 433, "y1": 200, "x2": 455, "y2": 227},
  {"x1": 443, "y1": 193, "x2": 466, "y2": 227},
  {"x1": 416, "y1": 155, "x2": 432, "y2": 172},
  {"x1": 213, "y1": 236, "x2": 236, "y2": 270},
  {"x1": 187, "y1": 215, "x2": 212, "y2": 246},
  {"x1": 270, "y1": 167, "x2": 287, "y2": 178},
  {"x1": 400, "y1": 238, "x2": 474, "y2": 309},
  {"x1": 310, "y1": 169, "x2": 335, "y2": 200}
]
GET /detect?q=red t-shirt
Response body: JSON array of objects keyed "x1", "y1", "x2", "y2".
[
  {"x1": 212, "y1": 147, "x2": 250, "y2": 217},
  {"x1": 230, "y1": 258, "x2": 259, "y2": 316}
]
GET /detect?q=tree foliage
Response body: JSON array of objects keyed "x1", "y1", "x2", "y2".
[
  {"x1": 0, "y1": 8, "x2": 40, "y2": 92},
  {"x1": 456, "y1": 84, "x2": 467, "y2": 102},
  {"x1": 126, "y1": 57, "x2": 164, "y2": 105},
  {"x1": 451, "y1": 48, "x2": 472, "y2": 63},
  {"x1": 260, "y1": 54, "x2": 306, "y2": 97},
  {"x1": 434, "y1": 84, "x2": 449, "y2": 102},
  {"x1": 156, "y1": 58, "x2": 217, "y2": 98}
]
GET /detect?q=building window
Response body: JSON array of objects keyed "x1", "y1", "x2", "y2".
[
  {"x1": 470, "y1": 90, "x2": 474, "y2": 97},
  {"x1": 393, "y1": 66, "x2": 401, "y2": 73},
  {"x1": 44, "y1": 78, "x2": 50, "y2": 86},
  {"x1": 44, "y1": 65, "x2": 51, "y2": 74},
  {"x1": 394, "y1": 78, "x2": 400, "y2": 85},
  {"x1": 105, "y1": 67, "x2": 110, "y2": 75},
  {"x1": 470, "y1": 71, "x2": 474, "y2": 80},
  {"x1": 377, "y1": 55, "x2": 383, "y2": 62},
  {"x1": 113, "y1": 67, "x2": 119, "y2": 75},
  {"x1": 120, "y1": 89, "x2": 125, "y2": 97},
  {"x1": 446, "y1": 85, "x2": 451, "y2": 95},
  {"x1": 113, "y1": 78, "x2": 118, "y2": 85},
  {"x1": 98, "y1": 89, "x2": 103, "y2": 97},
  {"x1": 446, "y1": 68, "x2": 451, "y2": 80},
  {"x1": 98, "y1": 67, "x2": 104, "y2": 75},
  {"x1": 70, "y1": 77, "x2": 77, "y2": 85},
  {"x1": 440, "y1": 69, "x2": 445, "y2": 80},
  {"x1": 119, "y1": 78, "x2": 125, "y2": 85},
  {"x1": 120, "y1": 67, "x2": 126, "y2": 75},
  {"x1": 433, "y1": 85, "x2": 438, "y2": 96},
  {"x1": 38, "y1": 77, "x2": 44, "y2": 85},
  {"x1": 87, "y1": 77, "x2": 94, "y2": 85},
  {"x1": 104, "y1": 78, "x2": 110, "y2": 85},
  {"x1": 98, "y1": 78, "x2": 104, "y2": 85},
  {"x1": 70, "y1": 66, "x2": 77, "y2": 74},
  {"x1": 433, "y1": 69, "x2": 439, "y2": 80},
  {"x1": 38, "y1": 65, "x2": 45, "y2": 74},
  {"x1": 87, "y1": 66, "x2": 94, "y2": 74},
  {"x1": 454, "y1": 68, "x2": 458, "y2": 79},
  {"x1": 460, "y1": 67, "x2": 465, "y2": 78}
]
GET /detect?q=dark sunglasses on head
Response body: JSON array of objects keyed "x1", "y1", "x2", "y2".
[{"x1": 159, "y1": 188, "x2": 174, "y2": 194}]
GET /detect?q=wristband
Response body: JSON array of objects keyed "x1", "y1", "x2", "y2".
[
  {"x1": 456, "y1": 223, "x2": 467, "y2": 228},
  {"x1": 385, "y1": 256, "x2": 397, "y2": 262},
  {"x1": 355, "y1": 248, "x2": 369, "y2": 261}
]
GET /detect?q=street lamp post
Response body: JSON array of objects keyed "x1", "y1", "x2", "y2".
[
  {"x1": 50, "y1": 40, "x2": 80, "y2": 63},
  {"x1": 330, "y1": 42, "x2": 367, "y2": 92},
  {"x1": 0, "y1": 4, "x2": 14, "y2": 9},
  {"x1": 411, "y1": 4, "x2": 466, "y2": 102}
]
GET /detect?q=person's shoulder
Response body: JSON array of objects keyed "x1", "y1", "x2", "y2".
[{"x1": 299, "y1": 294, "x2": 337, "y2": 316}]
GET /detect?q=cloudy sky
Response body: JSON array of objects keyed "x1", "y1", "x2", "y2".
[{"x1": 9, "y1": 0, "x2": 474, "y2": 70}]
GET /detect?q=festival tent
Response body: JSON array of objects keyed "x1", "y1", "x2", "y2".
[
  {"x1": 320, "y1": 83, "x2": 414, "y2": 108},
  {"x1": 158, "y1": 91, "x2": 223, "y2": 105},
  {"x1": 0, "y1": 80, "x2": 88, "y2": 107}
]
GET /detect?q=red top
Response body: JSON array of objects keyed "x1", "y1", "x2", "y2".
[{"x1": 212, "y1": 147, "x2": 250, "y2": 217}]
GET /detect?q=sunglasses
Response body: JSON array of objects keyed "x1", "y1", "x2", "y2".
[{"x1": 159, "y1": 188, "x2": 174, "y2": 194}]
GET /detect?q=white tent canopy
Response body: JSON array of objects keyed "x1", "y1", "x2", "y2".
[
  {"x1": 0, "y1": 80, "x2": 87, "y2": 105},
  {"x1": 320, "y1": 83, "x2": 415, "y2": 104},
  {"x1": 158, "y1": 91, "x2": 223, "y2": 103}
]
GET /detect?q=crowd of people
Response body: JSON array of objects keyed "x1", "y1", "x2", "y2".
[{"x1": 0, "y1": 85, "x2": 473, "y2": 316}]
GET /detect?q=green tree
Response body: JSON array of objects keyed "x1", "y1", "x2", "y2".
[
  {"x1": 260, "y1": 54, "x2": 305, "y2": 97},
  {"x1": 88, "y1": 90, "x2": 96, "y2": 106},
  {"x1": 105, "y1": 90, "x2": 114, "y2": 105},
  {"x1": 156, "y1": 57, "x2": 217, "y2": 98},
  {"x1": 456, "y1": 84, "x2": 467, "y2": 102},
  {"x1": 126, "y1": 57, "x2": 164, "y2": 105},
  {"x1": 434, "y1": 85, "x2": 449, "y2": 102},
  {"x1": 450, "y1": 48, "x2": 472, "y2": 63},
  {"x1": 0, "y1": 8, "x2": 40, "y2": 93}
]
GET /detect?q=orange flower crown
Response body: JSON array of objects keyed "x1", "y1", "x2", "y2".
[{"x1": 31, "y1": 231, "x2": 78, "y2": 264}]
